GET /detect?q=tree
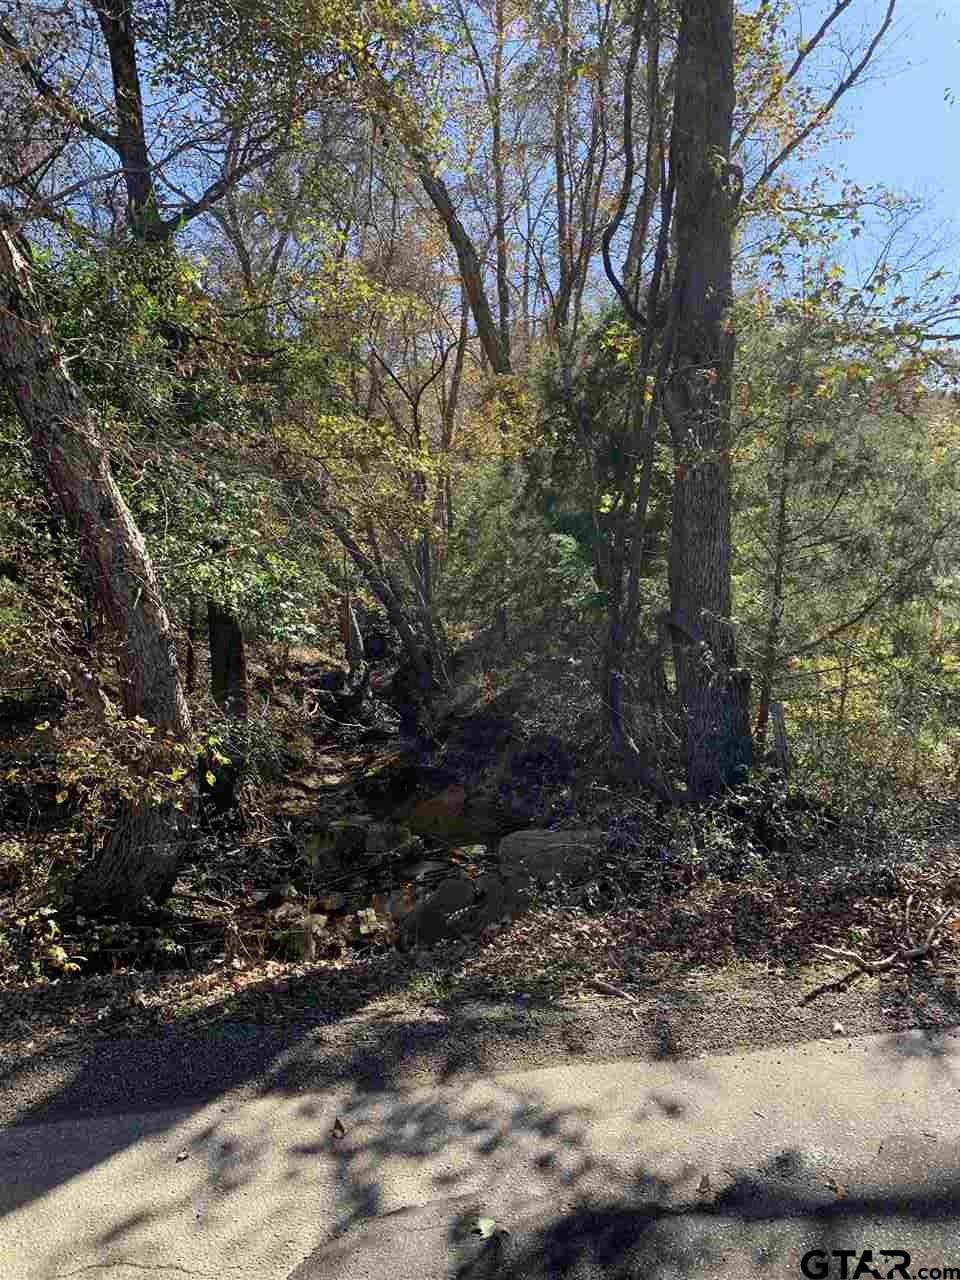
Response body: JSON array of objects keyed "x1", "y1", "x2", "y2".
[
  {"x1": 0, "y1": 0, "x2": 307, "y2": 900},
  {"x1": 0, "y1": 214, "x2": 192, "y2": 910},
  {"x1": 658, "y1": 0, "x2": 751, "y2": 796},
  {"x1": 732, "y1": 286, "x2": 960, "y2": 786}
]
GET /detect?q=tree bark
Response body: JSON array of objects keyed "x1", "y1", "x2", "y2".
[
  {"x1": 185, "y1": 597, "x2": 199, "y2": 694},
  {"x1": 208, "y1": 600, "x2": 248, "y2": 720},
  {"x1": 92, "y1": 0, "x2": 162, "y2": 240},
  {"x1": 664, "y1": 0, "x2": 752, "y2": 797},
  {"x1": 755, "y1": 416, "x2": 794, "y2": 751},
  {"x1": 491, "y1": 0, "x2": 511, "y2": 364},
  {"x1": 418, "y1": 167, "x2": 511, "y2": 376},
  {"x1": 0, "y1": 216, "x2": 191, "y2": 910},
  {"x1": 204, "y1": 600, "x2": 248, "y2": 817}
]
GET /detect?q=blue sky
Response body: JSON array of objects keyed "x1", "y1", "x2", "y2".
[{"x1": 818, "y1": 0, "x2": 959, "y2": 277}]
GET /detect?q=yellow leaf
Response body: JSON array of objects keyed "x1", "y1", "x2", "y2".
[
  {"x1": 35, "y1": 721, "x2": 51, "y2": 732},
  {"x1": 55, "y1": 791, "x2": 68, "y2": 804},
  {"x1": 205, "y1": 771, "x2": 216, "y2": 786},
  {"x1": 169, "y1": 767, "x2": 188, "y2": 782}
]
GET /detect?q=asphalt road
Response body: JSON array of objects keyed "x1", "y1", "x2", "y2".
[{"x1": 2, "y1": 1026, "x2": 959, "y2": 1280}]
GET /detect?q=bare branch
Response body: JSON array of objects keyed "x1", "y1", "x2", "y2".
[
  {"x1": 745, "y1": 0, "x2": 898, "y2": 204},
  {"x1": 0, "y1": 19, "x2": 120, "y2": 152}
]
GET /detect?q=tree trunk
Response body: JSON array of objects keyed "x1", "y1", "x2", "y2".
[
  {"x1": 418, "y1": 167, "x2": 511, "y2": 376},
  {"x1": 0, "y1": 217, "x2": 192, "y2": 911},
  {"x1": 664, "y1": 0, "x2": 752, "y2": 797},
  {"x1": 340, "y1": 594, "x2": 366, "y2": 670},
  {"x1": 491, "y1": 0, "x2": 511, "y2": 364},
  {"x1": 755, "y1": 418, "x2": 794, "y2": 751},
  {"x1": 208, "y1": 601, "x2": 248, "y2": 719},
  {"x1": 205, "y1": 600, "x2": 248, "y2": 817},
  {"x1": 91, "y1": 0, "x2": 162, "y2": 240}
]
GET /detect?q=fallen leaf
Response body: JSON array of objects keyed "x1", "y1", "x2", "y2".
[
  {"x1": 332, "y1": 1117, "x2": 345, "y2": 1140},
  {"x1": 176, "y1": 1150, "x2": 189, "y2": 1162},
  {"x1": 831, "y1": 1021, "x2": 844, "y2": 1035},
  {"x1": 697, "y1": 1173, "x2": 711, "y2": 1195}
]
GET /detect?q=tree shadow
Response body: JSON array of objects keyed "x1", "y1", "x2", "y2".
[{"x1": 1, "y1": 1009, "x2": 958, "y2": 1280}]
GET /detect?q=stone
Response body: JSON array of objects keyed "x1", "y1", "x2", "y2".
[
  {"x1": 328, "y1": 816, "x2": 374, "y2": 855},
  {"x1": 386, "y1": 884, "x2": 418, "y2": 920},
  {"x1": 401, "y1": 875, "x2": 476, "y2": 947},
  {"x1": 498, "y1": 828, "x2": 605, "y2": 885},
  {"x1": 467, "y1": 872, "x2": 528, "y2": 928},
  {"x1": 403, "y1": 785, "x2": 467, "y2": 837},
  {"x1": 365, "y1": 821, "x2": 412, "y2": 855},
  {"x1": 305, "y1": 816, "x2": 375, "y2": 870}
]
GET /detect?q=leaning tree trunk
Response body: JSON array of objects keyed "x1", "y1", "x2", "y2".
[
  {"x1": 0, "y1": 216, "x2": 192, "y2": 912},
  {"x1": 663, "y1": 0, "x2": 752, "y2": 797}
]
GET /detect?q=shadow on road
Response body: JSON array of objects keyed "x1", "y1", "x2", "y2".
[{"x1": 0, "y1": 1004, "x2": 957, "y2": 1279}]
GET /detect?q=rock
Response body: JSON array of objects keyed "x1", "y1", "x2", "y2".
[
  {"x1": 401, "y1": 875, "x2": 476, "y2": 947},
  {"x1": 467, "y1": 872, "x2": 528, "y2": 928},
  {"x1": 365, "y1": 821, "x2": 412, "y2": 855},
  {"x1": 402, "y1": 785, "x2": 467, "y2": 837},
  {"x1": 498, "y1": 828, "x2": 605, "y2": 884},
  {"x1": 305, "y1": 816, "x2": 374, "y2": 870},
  {"x1": 328, "y1": 816, "x2": 374, "y2": 854},
  {"x1": 399, "y1": 787, "x2": 515, "y2": 842},
  {"x1": 303, "y1": 832, "x2": 337, "y2": 871},
  {"x1": 386, "y1": 884, "x2": 418, "y2": 920}
]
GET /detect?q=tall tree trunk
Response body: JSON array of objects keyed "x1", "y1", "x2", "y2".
[
  {"x1": 491, "y1": 0, "x2": 511, "y2": 365},
  {"x1": 0, "y1": 218, "x2": 191, "y2": 910},
  {"x1": 755, "y1": 417, "x2": 794, "y2": 751},
  {"x1": 552, "y1": 0, "x2": 573, "y2": 332},
  {"x1": 664, "y1": 0, "x2": 752, "y2": 797}
]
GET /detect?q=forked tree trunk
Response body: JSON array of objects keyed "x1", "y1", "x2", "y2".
[
  {"x1": 664, "y1": 0, "x2": 753, "y2": 797},
  {"x1": 0, "y1": 217, "x2": 192, "y2": 912}
]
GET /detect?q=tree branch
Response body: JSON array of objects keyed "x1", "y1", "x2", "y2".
[{"x1": 0, "y1": 20, "x2": 120, "y2": 152}]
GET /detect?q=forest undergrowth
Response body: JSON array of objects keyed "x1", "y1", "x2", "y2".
[{"x1": 2, "y1": 640, "x2": 959, "y2": 1062}]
